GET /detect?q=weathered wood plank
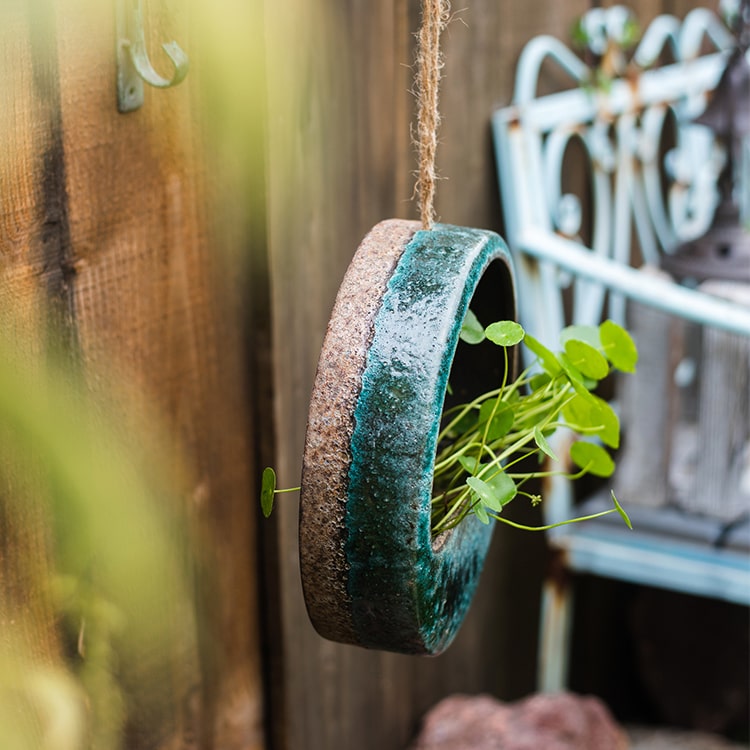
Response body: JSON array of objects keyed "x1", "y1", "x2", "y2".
[
  {"x1": 51, "y1": 0, "x2": 266, "y2": 747},
  {"x1": 0, "y1": 0, "x2": 73, "y2": 342},
  {"x1": 0, "y1": 0, "x2": 70, "y2": 690},
  {"x1": 687, "y1": 282, "x2": 750, "y2": 521},
  {"x1": 616, "y1": 274, "x2": 677, "y2": 509}
]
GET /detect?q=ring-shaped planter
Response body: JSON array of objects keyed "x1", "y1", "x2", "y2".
[{"x1": 300, "y1": 219, "x2": 516, "y2": 655}]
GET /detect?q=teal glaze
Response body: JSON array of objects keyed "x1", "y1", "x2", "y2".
[{"x1": 346, "y1": 224, "x2": 515, "y2": 654}]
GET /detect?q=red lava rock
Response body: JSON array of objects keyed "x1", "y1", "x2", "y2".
[{"x1": 410, "y1": 692, "x2": 629, "y2": 750}]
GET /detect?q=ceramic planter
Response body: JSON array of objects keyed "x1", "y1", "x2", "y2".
[{"x1": 300, "y1": 219, "x2": 516, "y2": 655}]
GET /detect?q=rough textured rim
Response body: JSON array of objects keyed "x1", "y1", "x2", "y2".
[
  {"x1": 300, "y1": 220, "x2": 516, "y2": 654},
  {"x1": 300, "y1": 220, "x2": 420, "y2": 645}
]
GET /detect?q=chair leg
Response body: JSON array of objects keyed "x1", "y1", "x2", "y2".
[{"x1": 537, "y1": 549, "x2": 573, "y2": 692}]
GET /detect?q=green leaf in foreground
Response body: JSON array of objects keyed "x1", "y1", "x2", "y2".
[
  {"x1": 562, "y1": 393, "x2": 619, "y2": 449},
  {"x1": 458, "y1": 455, "x2": 481, "y2": 475},
  {"x1": 261, "y1": 467, "x2": 277, "y2": 517},
  {"x1": 444, "y1": 408, "x2": 478, "y2": 439},
  {"x1": 570, "y1": 441, "x2": 615, "y2": 477},
  {"x1": 533, "y1": 425, "x2": 558, "y2": 461},
  {"x1": 478, "y1": 400, "x2": 514, "y2": 441},
  {"x1": 467, "y1": 472, "x2": 516, "y2": 512},
  {"x1": 562, "y1": 393, "x2": 597, "y2": 431},
  {"x1": 487, "y1": 472, "x2": 518, "y2": 507},
  {"x1": 473, "y1": 502, "x2": 490, "y2": 524},
  {"x1": 560, "y1": 324, "x2": 601, "y2": 348},
  {"x1": 467, "y1": 477, "x2": 500, "y2": 511},
  {"x1": 589, "y1": 394, "x2": 620, "y2": 449},
  {"x1": 564, "y1": 339, "x2": 610, "y2": 380},
  {"x1": 485, "y1": 320, "x2": 525, "y2": 347},
  {"x1": 558, "y1": 353, "x2": 597, "y2": 394},
  {"x1": 600, "y1": 319, "x2": 638, "y2": 373},
  {"x1": 460, "y1": 308, "x2": 486, "y2": 344}
]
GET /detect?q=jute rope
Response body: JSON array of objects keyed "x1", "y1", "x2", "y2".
[{"x1": 415, "y1": 0, "x2": 451, "y2": 230}]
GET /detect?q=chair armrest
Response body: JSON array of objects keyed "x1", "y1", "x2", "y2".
[{"x1": 518, "y1": 227, "x2": 750, "y2": 337}]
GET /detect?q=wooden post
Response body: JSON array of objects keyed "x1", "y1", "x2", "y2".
[
  {"x1": 685, "y1": 281, "x2": 750, "y2": 522},
  {"x1": 616, "y1": 267, "x2": 678, "y2": 509},
  {"x1": 0, "y1": 0, "x2": 266, "y2": 746}
]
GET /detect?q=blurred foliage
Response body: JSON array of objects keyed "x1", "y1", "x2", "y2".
[
  {"x1": 0, "y1": 321, "x2": 198, "y2": 750},
  {"x1": 0, "y1": 0, "x2": 291, "y2": 746}
]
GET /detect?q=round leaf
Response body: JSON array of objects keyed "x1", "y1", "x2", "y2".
[
  {"x1": 473, "y1": 501, "x2": 491, "y2": 524},
  {"x1": 564, "y1": 339, "x2": 610, "y2": 380},
  {"x1": 563, "y1": 394, "x2": 620, "y2": 449},
  {"x1": 261, "y1": 467, "x2": 277, "y2": 517},
  {"x1": 478, "y1": 400, "x2": 514, "y2": 441},
  {"x1": 600, "y1": 320, "x2": 638, "y2": 373},
  {"x1": 459, "y1": 308, "x2": 486, "y2": 345},
  {"x1": 533, "y1": 425, "x2": 558, "y2": 462},
  {"x1": 485, "y1": 320, "x2": 525, "y2": 347},
  {"x1": 487, "y1": 472, "x2": 517, "y2": 508},
  {"x1": 467, "y1": 473, "x2": 516, "y2": 512},
  {"x1": 558, "y1": 354, "x2": 600, "y2": 397},
  {"x1": 570, "y1": 441, "x2": 615, "y2": 477},
  {"x1": 562, "y1": 393, "x2": 597, "y2": 430},
  {"x1": 467, "y1": 476, "x2": 498, "y2": 510},
  {"x1": 590, "y1": 394, "x2": 620, "y2": 449},
  {"x1": 560, "y1": 324, "x2": 601, "y2": 348},
  {"x1": 458, "y1": 455, "x2": 480, "y2": 475},
  {"x1": 558, "y1": 353, "x2": 587, "y2": 390}
]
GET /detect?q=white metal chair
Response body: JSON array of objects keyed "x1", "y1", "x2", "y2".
[{"x1": 492, "y1": 5, "x2": 750, "y2": 691}]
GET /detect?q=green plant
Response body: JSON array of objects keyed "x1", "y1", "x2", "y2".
[
  {"x1": 431, "y1": 316, "x2": 635, "y2": 534},
  {"x1": 261, "y1": 317, "x2": 636, "y2": 535},
  {"x1": 0, "y1": 330, "x2": 197, "y2": 750}
]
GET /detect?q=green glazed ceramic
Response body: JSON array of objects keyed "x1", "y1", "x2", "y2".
[{"x1": 300, "y1": 219, "x2": 516, "y2": 654}]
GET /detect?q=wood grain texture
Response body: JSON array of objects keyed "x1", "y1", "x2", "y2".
[
  {"x1": 55, "y1": 0, "x2": 266, "y2": 744},
  {"x1": 0, "y1": 0, "x2": 72, "y2": 343},
  {"x1": 0, "y1": 0, "x2": 266, "y2": 747},
  {"x1": 616, "y1": 294, "x2": 675, "y2": 509},
  {"x1": 688, "y1": 282, "x2": 750, "y2": 521},
  {"x1": 0, "y1": 0, "x2": 71, "y2": 727}
]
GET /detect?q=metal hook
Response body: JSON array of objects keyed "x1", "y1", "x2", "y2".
[{"x1": 116, "y1": 0, "x2": 189, "y2": 113}]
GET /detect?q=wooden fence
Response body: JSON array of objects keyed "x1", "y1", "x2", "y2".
[{"x1": 0, "y1": 0, "x2": 707, "y2": 748}]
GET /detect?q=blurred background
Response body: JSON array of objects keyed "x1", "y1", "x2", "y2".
[{"x1": 0, "y1": 0, "x2": 745, "y2": 749}]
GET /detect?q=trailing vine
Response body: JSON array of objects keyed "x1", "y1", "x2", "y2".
[{"x1": 261, "y1": 315, "x2": 636, "y2": 535}]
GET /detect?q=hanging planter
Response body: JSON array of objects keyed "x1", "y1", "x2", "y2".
[
  {"x1": 266, "y1": 217, "x2": 635, "y2": 655},
  {"x1": 261, "y1": 0, "x2": 635, "y2": 656},
  {"x1": 299, "y1": 219, "x2": 516, "y2": 654}
]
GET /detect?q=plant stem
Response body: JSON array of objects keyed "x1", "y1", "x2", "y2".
[{"x1": 490, "y1": 506, "x2": 620, "y2": 532}]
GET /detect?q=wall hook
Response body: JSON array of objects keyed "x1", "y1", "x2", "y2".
[{"x1": 116, "y1": 0, "x2": 189, "y2": 113}]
